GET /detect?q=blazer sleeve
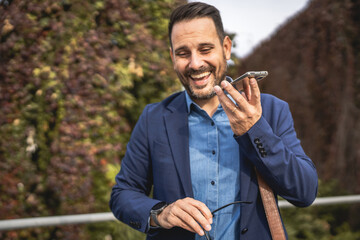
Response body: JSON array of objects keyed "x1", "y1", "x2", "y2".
[
  {"x1": 235, "y1": 95, "x2": 318, "y2": 207},
  {"x1": 109, "y1": 105, "x2": 161, "y2": 233}
]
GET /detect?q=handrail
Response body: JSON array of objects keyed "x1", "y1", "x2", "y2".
[
  {"x1": 278, "y1": 194, "x2": 360, "y2": 208},
  {"x1": 0, "y1": 212, "x2": 116, "y2": 231},
  {"x1": 1, "y1": 195, "x2": 359, "y2": 231}
]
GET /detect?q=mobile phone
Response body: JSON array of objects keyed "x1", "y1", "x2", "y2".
[{"x1": 230, "y1": 71, "x2": 268, "y2": 91}]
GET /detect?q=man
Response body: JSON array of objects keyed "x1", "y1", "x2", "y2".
[{"x1": 110, "y1": 2, "x2": 318, "y2": 240}]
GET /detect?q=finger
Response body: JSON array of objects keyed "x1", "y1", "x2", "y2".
[
  {"x1": 180, "y1": 199, "x2": 212, "y2": 232},
  {"x1": 180, "y1": 218, "x2": 204, "y2": 236},
  {"x1": 219, "y1": 80, "x2": 248, "y2": 111},
  {"x1": 242, "y1": 77, "x2": 251, "y2": 101},
  {"x1": 241, "y1": 91, "x2": 248, "y2": 101},
  {"x1": 214, "y1": 84, "x2": 237, "y2": 112},
  {"x1": 164, "y1": 198, "x2": 212, "y2": 236},
  {"x1": 249, "y1": 77, "x2": 261, "y2": 104},
  {"x1": 160, "y1": 203, "x2": 200, "y2": 233},
  {"x1": 171, "y1": 206, "x2": 206, "y2": 235},
  {"x1": 188, "y1": 198, "x2": 212, "y2": 221},
  {"x1": 189, "y1": 203, "x2": 212, "y2": 230}
]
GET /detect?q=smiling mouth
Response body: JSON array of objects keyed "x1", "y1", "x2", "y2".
[{"x1": 190, "y1": 71, "x2": 211, "y2": 80}]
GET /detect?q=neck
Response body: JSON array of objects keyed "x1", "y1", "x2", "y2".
[{"x1": 193, "y1": 96, "x2": 219, "y2": 117}]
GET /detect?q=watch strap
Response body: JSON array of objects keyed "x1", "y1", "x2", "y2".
[
  {"x1": 150, "y1": 202, "x2": 168, "y2": 228},
  {"x1": 151, "y1": 211, "x2": 163, "y2": 228}
]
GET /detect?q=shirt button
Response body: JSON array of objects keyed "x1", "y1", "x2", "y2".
[
  {"x1": 212, "y1": 150, "x2": 216, "y2": 155},
  {"x1": 211, "y1": 122, "x2": 215, "y2": 126},
  {"x1": 211, "y1": 181, "x2": 215, "y2": 185}
]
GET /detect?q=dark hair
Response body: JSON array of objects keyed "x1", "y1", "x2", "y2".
[{"x1": 168, "y1": 2, "x2": 225, "y2": 48}]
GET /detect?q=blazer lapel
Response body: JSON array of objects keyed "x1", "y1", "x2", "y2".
[{"x1": 164, "y1": 92, "x2": 194, "y2": 197}]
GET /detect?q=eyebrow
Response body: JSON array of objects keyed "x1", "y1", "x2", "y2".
[{"x1": 199, "y1": 43, "x2": 215, "y2": 48}]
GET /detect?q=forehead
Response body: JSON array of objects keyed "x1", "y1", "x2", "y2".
[{"x1": 171, "y1": 17, "x2": 220, "y2": 49}]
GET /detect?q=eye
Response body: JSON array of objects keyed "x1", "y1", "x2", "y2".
[
  {"x1": 200, "y1": 47, "x2": 212, "y2": 54},
  {"x1": 176, "y1": 51, "x2": 189, "y2": 58}
]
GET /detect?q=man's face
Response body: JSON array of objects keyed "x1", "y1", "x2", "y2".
[{"x1": 170, "y1": 17, "x2": 232, "y2": 100}]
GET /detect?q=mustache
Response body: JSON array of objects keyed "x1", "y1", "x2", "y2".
[{"x1": 185, "y1": 66, "x2": 215, "y2": 76}]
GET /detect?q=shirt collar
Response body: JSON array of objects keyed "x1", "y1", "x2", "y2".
[{"x1": 185, "y1": 91, "x2": 196, "y2": 114}]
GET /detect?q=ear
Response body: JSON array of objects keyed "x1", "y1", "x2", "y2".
[
  {"x1": 169, "y1": 47, "x2": 175, "y2": 63},
  {"x1": 223, "y1": 36, "x2": 232, "y2": 60}
]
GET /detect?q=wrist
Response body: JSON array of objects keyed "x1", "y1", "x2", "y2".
[{"x1": 150, "y1": 202, "x2": 168, "y2": 228}]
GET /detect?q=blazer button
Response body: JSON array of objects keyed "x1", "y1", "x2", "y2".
[
  {"x1": 241, "y1": 228, "x2": 248, "y2": 234},
  {"x1": 130, "y1": 221, "x2": 141, "y2": 229},
  {"x1": 254, "y1": 138, "x2": 260, "y2": 144}
]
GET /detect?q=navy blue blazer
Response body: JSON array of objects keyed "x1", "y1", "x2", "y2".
[{"x1": 110, "y1": 91, "x2": 318, "y2": 240}]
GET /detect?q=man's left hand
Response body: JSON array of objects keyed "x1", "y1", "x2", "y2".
[{"x1": 214, "y1": 77, "x2": 262, "y2": 136}]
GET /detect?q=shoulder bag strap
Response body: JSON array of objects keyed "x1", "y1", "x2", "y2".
[{"x1": 256, "y1": 170, "x2": 287, "y2": 240}]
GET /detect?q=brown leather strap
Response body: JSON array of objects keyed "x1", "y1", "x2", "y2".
[{"x1": 256, "y1": 170, "x2": 286, "y2": 240}]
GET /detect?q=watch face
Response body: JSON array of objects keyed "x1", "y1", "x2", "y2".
[{"x1": 152, "y1": 202, "x2": 167, "y2": 211}]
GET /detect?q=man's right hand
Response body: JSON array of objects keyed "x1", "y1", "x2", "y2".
[{"x1": 151, "y1": 197, "x2": 213, "y2": 236}]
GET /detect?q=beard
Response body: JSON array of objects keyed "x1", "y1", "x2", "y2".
[{"x1": 176, "y1": 56, "x2": 227, "y2": 100}]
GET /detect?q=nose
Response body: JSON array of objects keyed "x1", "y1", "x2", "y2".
[{"x1": 189, "y1": 52, "x2": 204, "y2": 70}]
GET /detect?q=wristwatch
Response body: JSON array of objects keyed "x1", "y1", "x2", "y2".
[{"x1": 150, "y1": 202, "x2": 168, "y2": 228}]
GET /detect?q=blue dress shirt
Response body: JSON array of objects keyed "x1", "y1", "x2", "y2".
[{"x1": 185, "y1": 92, "x2": 241, "y2": 240}]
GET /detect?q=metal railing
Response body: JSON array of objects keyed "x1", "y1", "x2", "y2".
[
  {"x1": 278, "y1": 194, "x2": 360, "y2": 208},
  {"x1": 1, "y1": 195, "x2": 360, "y2": 231},
  {"x1": 0, "y1": 212, "x2": 116, "y2": 231}
]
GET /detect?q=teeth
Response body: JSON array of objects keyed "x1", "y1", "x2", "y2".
[{"x1": 191, "y1": 71, "x2": 211, "y2": 79}]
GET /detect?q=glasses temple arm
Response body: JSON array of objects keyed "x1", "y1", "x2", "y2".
[
  {"x1": 204, "y1": 201, "x2": 252, "y2": 240},
  {"x1": 211, "y1": 201, "x2": 252, "y2": 215}
]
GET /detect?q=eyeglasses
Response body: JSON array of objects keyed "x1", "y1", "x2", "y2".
[{"x1": 204, "y1": 201, "x2": 252, "y2": 240}]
